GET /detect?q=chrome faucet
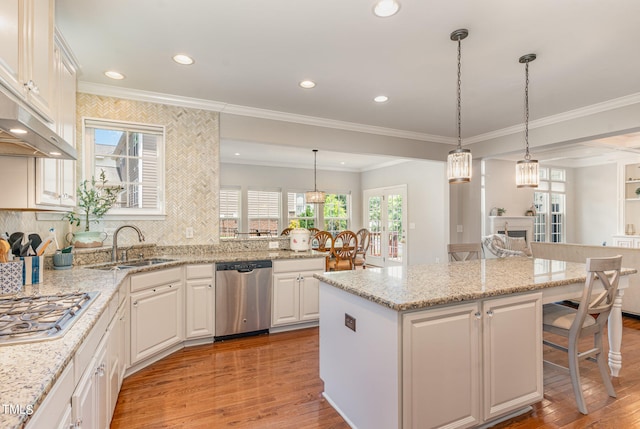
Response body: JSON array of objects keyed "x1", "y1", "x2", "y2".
[{"x1": 112, "y1": 225, "x2": 145, "y2": 262}]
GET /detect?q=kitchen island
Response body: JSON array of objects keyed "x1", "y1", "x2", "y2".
[
  {"x1": 0, "y1": 249, "x2": 325, "y2": 429},
  {"x1": 315, "y1": 257, "x2": 636, "y2": 429}
]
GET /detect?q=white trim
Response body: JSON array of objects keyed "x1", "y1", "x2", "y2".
[
  {"x1": 78, "y1": 82, "x2": 640, "y2": 148},
  {"x1": 467, "y1": 92, "x2": 640, "y2": 144}
]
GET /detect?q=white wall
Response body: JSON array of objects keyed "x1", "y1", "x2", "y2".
[
  {"x1": 483, "y1": 159, "x2": 536, "y2": 232},
  {"x1": 573, "y1": 163, "x2": 617, "y2": 245},
  {"x1": 361, "y1": 159, "x2": 448, "y2": 265},
  {"x1": 220, "y1": 163, "x2": 362, "y2": 231}
]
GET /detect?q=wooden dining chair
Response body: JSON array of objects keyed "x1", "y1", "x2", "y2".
[
  {"x1": 280, "y1": 227, "x2": 293, "y2": 236},
  {"x1": 311, "y1": 231, "x2": 333, "y2": 271},
  {"x1": 542, "y1": 255, "x2": 622, "y2": 414},
  {"x1": 308, "y1": 227, "x2": 320, "y2": 235},
  {"x1": 447, "y1": 243, "x2": 482, "y2": 261},
  {"x1": 354, "y1": 228, "x2": 370, "y2": 269},
  {"x1": 327, "y1": 230, "x2": 358, "y2": 271}
]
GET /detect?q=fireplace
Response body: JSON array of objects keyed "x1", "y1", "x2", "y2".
[{"x1": 488, "y1": 216, "x2": 534, "y2": 244}]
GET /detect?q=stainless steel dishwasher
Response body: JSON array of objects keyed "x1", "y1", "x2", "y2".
[{"x1": 215, "y1": 260, "x2": 272, "y2": 339}]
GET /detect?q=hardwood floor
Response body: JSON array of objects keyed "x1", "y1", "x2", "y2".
[{"x1": 112, "y1": 317, "x2": 640, "y2": 429}]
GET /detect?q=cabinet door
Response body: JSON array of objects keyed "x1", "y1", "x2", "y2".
[
  {"x1": 185, "y1": 278, "x2": 214, "y2": 338},
  {"x1": 272, "y1": 273, "x2": 300, "y2": 326},
  {"x1": 482, "y1": 293, "x2": 543, "y2": 420},
  {"x1": 130, "y1": 283, "x2": 183, "y2": 364},
  {"x1": 299, "y1": 270, "x2": 319, "y2": 321},
  {"x1": 0, "y1": 0, "x2": 22, "y2": 95},
  {"x1": 24, "y1": 0, "x2": 54, "y2": 120},
  {"x1": 72, "y1": 357, "x2": 97, "y2": 429},
  {"x1": 402, "y1": 303, "x2": 481, "y2": 429},
  {"x1": 94, "y1": 337, "x2": 109, "y2": 429},
  {"x1": 55, "y1": 404, "x2": 73, "y2": 429},
  {"x1": 107, "y1": 301, "x2": 126, "y2": 420}
]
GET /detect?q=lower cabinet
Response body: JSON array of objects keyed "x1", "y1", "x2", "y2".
[
  {"x1": 402, "y1": 292, "x2": 543, "y2": 429},
  {"x1": 72, "y1": 334, "x2": 108, "y2": 429},
  {"x1": 107, "y1": 300, "x2": 127, "y2": 418},
  {"x1": 130, "y1": 267, "x2": 184, "y2": 365},
  {"x1": 185, "y1": 264, "x2": 215, "y2": 339},
  {"x1": 272, "y1": 258, "x2": 324, "y2": 327}
]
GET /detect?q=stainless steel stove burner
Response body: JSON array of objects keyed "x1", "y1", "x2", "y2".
[{"x1": 0, "y1": 292, "x2": 99, "y2": 345}]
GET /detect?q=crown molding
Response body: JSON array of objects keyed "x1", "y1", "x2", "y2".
[
  {"x1": 78, "y1": 81, "x2": 454, "y2": 144},
  {"x1": 466, "y1": 92, "x2": 640, "y2": 145},
  {"x1": 78, "y1": 82, "x2": 640, "y2": 148}
]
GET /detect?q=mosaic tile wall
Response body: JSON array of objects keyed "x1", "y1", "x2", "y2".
[{"x1": 0, "y1": 93, "x2": 220, "y2": 251}]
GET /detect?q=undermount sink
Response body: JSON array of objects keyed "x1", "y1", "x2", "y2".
[{"x1": 88, "y1": 258, "x2": 176, "y2": 270}]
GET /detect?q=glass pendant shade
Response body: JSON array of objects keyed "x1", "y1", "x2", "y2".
[
  {"x1": 306, "y1": 149, "x2": 326, "y2": 204},
  {"x1": 515, "y1": 158, "x2": 539, "y2": 188},
  {"x1": 305, "y1": 190, "x2": 326, "y2": 204},
  {"x1": 447, "y1": 148, "x2": 472, "y2": 183}
]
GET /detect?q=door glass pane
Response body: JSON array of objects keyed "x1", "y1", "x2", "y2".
[
  {"x1": 368, "y1": 196, "x2": 381, "y2": 257},
  {"x1": 387, "y1": 193, "x2": 403, "y2": 262}
]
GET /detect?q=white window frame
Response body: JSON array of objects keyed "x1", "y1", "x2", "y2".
[
  {"x1": 247, "y1": 188, "x2": 282, "y2": 236},
  {"x1": 534, "y1": 167, "x2": 566, "y2": 243},
  {"x1": 82, "y1": 117, "x2": 166, "y2": 219},
  {"x1": 323, "y1": 193, "x2": 351, "y2": 236},
  {"x1": 286, "y1": 191, "x2": 320, "y2": 229},
  {"x1": 220, "y1": 187, "x2": 241, "y2": 238}
]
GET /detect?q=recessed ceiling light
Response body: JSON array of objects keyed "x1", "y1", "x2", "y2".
[
  {"x1": 173, "y1": 54, "x2": 194, "y2": 65},
  {"x1": 9, "y1": 128, "x2": 27, "y2": 134},
  {"x1": 373, "y1": 0, "x2": 400, "y2": 17},
  {"x1": 299, "y1": 80, "x2": 316, "y2": 89},
  {"x1": 104, "y1": 70, "x2": 125, "y2": 80},
  {"x1": 374, "y1": 95, "x2": 389, "y2": 103},
  {"x1": 234, "y1": 152, "x2": 240, "y2": 156},
  {"x1": 49, "y1": 151, "x2": 61, "y2": 156}
]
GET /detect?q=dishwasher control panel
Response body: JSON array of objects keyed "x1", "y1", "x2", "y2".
[{"x1": 216, "y1": 260, "x2": 272, "y2": 271}]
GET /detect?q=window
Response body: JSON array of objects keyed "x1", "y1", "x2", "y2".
[
  {"x1": 534, "y1": 167, "x2": 566, "y2": 243},
  {"x1": 324, "y1": 194, "x2": 350, "y2": 236},
  {"x1": 84, "y1": 118, "x2": 165, "y2": 215},
  {"x1": 287, "y1": 192, "x2": 317, "y2": 229},
  {"x1": 247, "y1": 189, "x2": 281, "y2": 235},
  {"x1": 220, "y1": 188, "x2": 241, "y2": 238}
]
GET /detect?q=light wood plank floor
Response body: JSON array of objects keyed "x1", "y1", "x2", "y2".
[{"x1": 112, "y1": 317, "x2": 640, "y2": 428}]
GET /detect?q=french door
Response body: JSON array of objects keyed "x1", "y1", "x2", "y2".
[{"x1": 363, "y1": 185, "x2": 407, "y2": 269}]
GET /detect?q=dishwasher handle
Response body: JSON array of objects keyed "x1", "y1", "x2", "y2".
[{"x1": 237, "y1": 267, "x2": 255, "y2": 273}]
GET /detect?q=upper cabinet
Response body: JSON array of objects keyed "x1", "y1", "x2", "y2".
[{"x1": 0, "y1": 0, "x2": 55, "y2": 122}]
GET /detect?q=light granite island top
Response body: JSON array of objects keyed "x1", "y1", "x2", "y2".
[
  {"x1": 0, "y1": 249, "x2": 325, "y2": 429},
  {"x1": 315, "y1": 257, "x2": 636, "y2": 429},
  {"x1": 314, "y1": 257, "x2": 637, "y2": 311}
]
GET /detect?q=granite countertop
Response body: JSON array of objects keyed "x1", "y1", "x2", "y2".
[
  {"x1": 0, "y1": 249, "x2": 325, "y2": 429},
  {"x1": 315, "y1": 257, "x2": 638, "y2": 312}
]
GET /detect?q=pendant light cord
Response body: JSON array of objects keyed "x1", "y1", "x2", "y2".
[
  {"x1": 456, "y1": 36, "x2": 462, "y2": 149},
  {"x1": 524, "y1": 61, "x2": 530, "y2": 160},
  {"x1": 313, "y1": 149, "x2": 318, "y2": 191}
]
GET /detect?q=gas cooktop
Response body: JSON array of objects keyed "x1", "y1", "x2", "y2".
[{"x1": 0, "y1": 291, "x2": 99, "y2": 346}]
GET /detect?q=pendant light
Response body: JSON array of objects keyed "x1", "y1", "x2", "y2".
[
  {"x1": 515, "y1": 54, "x2": 539, "y2": 188},
  {"x1": 447, "y1": 29, "x2": 472, "y2": 184},
  {"x1": 305, "y1": 149, "x2": 326, "y2": 204}
]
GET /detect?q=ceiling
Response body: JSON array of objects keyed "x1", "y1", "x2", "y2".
[{"x1": 55, "y1": 0, "x2": 640, "y2": 168}]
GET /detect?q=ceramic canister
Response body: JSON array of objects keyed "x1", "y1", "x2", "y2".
[{"x1": 289, "y1": 228, "x2": 310, "y2": 252}]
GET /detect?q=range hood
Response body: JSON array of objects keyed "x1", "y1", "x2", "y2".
[{"x1": 0, "y1": 91, "x2": 77, "y2": 160}]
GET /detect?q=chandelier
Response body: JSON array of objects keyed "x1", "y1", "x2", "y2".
[
  {"x1": 305, "y1": 149, "x2": 326, "y2": 204},
  {"x1": 515, "y1": 54, "x2": 539, "y2": 188}
]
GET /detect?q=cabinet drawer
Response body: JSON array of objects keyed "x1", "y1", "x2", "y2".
[
  {"x1": 130, "y1": 267, "x2": 182, "y2": 292},
  {"x1": 186, "y1": 264, "x2": 214, "y2": 279},
  {"x1": 25, "y1": 361, "x2": 74, "y2": 429},
  {"x1": 273, "y1": 258, "x2": 325, "y2": 273}
]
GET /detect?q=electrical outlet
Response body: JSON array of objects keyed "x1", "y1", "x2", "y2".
[
  {"x1": 435, "y1": 257, "x2": 440, "y2": 264},
  {"x1": 268, "y1": 241, "x2": 279, "y2": 249},
  {"x1": 457, "y1": 224, "x2": 464, "y2": 233},
  {"x1": 345, "y1": 313, "x2": 356, "y2": 332},
  {"x1": 185, "y1": 227, "x2": 194, "y2": 239}
]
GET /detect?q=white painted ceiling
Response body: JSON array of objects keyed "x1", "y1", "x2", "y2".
[{"x1": 55, "y1": 0, "x2": 640, "y2": 168}]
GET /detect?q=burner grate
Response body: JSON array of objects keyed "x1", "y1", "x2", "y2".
[{"x1": 0, "y1": 292, "x2": 98, "y2": 345}]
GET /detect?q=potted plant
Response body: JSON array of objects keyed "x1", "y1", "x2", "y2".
[
  {"x1": 636, "y1": 187, "x2": 640, "y2": 198},
  {"x1": 63, "y1": 169, "x2": 122, "y2": 248},
  {"x1": 497, "y1": 208, "x2": 507, "y2": 216}
]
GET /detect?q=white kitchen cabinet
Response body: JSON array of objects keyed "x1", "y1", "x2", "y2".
[
  {"x1": 402, "y1": 292, "x2": 542, "y2": 429},
  {"x1": 612, "y1": 235, "x2": 640, "y2": 248},
  {"x1": 107, "y1": 300, "x2": 127, "y2": 419},
  {"x1": 130, "y1": 268, "x2": 184, "y2": 365},
  {"x1": 25, "y1": 361, "x2": 75, "y2": 429},
  {"x1": 72, "y1": 334, "x2": 108, "y2": 429},
  {"x1": 35, "y1": 31, "x2": 77, "y2": 208},
  {"x1": 272, "y1": 258, "x2": 324, "y2": 327},
  {"x1": 0, "y1": 0, "x2": 55, "y2": 121},
  {"x1": 185, "y1": 264, "x2": 215, "y2": 339}
]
